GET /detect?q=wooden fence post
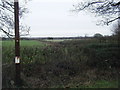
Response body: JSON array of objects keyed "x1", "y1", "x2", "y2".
[{"x1": 14, "y1": 0, "x2": 21, "y2": 87}]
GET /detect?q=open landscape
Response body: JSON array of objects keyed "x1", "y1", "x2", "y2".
[
  {"x1": 1, "y1": 0, "x2": 120, "y2": 89},
  {"x1": 2, "y1": 36, "x2": 120, "y2": 88}
]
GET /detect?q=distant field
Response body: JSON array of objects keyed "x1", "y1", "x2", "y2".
[
  {"x1": 44, "y1": 39, "x2": 72, "y2": 42},
  {"x1": 2, "y1": 40, "x2": 47, "y2": 47}
]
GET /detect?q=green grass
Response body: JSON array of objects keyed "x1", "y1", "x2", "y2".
[
  {"x1": 92, "y1": 80, "x2": 118, "y2": 88},
  {"x1": 2, "y1": 40, "x2": 47, "y2": 47},
  {"x1": 89, "y1": 80, "x2": 118, "y2": 88},
  {"x1": 2, "y1": 38, "x2": 119, "y2": 88},
  {"x1": 2, "y1": 40, "x2": 48, "y2": 64},
  {"x1": 77, "y1": 80, "x2": 118, "y2": 88},
  {"x1": 0, "y1": 43, "x2": 2, "y2": 47}
]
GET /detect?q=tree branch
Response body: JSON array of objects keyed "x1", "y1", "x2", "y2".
[
  {"x1": 112, "y1": 1, "x2": 120, "y2": 6},
  {"x1": 107, "y1": 17, "x2": 120, "y2": 25},
  {"x1": 1, "y1": 28, "x2": 14, "y2": 38},
  {"x1": 73, "y1": 0, "x2": 120, "y2": 25}
]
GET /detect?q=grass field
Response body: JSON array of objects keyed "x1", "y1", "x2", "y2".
[
  {"x1": 2, "y1": 40, "x2": 47, "y2": 47},
  {"x1": 2, "y1": 39, "x2": 119, "y2": 88},
  {"x1": 2, "y1": 40, "x2": 47, "y2": 64}
]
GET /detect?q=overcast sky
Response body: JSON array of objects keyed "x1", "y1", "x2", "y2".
[{"x1": 22, "y1": 0, "x2": 112, "y2": 37}]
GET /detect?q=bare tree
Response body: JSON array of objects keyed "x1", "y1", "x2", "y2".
[
  {"x1": 111, "y1": 22, "x2": 120, "y2": 42},
  {"x1": 0, "y1": 0, "x2": 30, "y2": 38},
  {"x1": 73, "y1": 0, "x2": 120, "y2": 25}
]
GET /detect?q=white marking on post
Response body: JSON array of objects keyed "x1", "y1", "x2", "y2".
[{"x1": 15, "y1": 57, "x2": 20, "y2": 64}]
